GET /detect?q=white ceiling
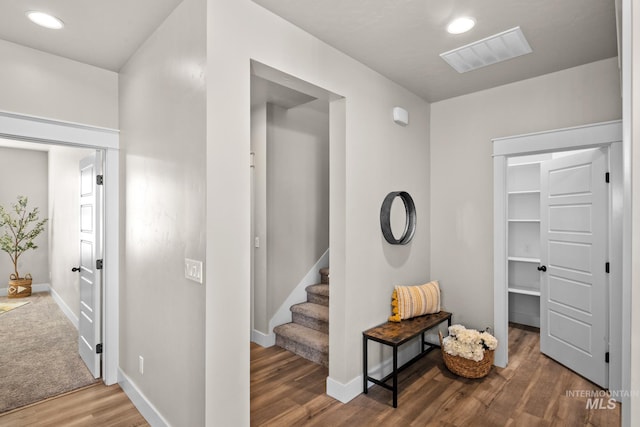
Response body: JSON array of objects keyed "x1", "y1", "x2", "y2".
[
  {"x1": 0, "y1": 0, "x2": 618, "y2": 101},
  {"x1": 252, "y1": 0, "x2": 618, "y2": 102},
  {"x1": 0, "y1": 0, "x2": 183, "y2": 71}
]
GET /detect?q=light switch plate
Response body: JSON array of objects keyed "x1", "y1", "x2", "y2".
[{"x1": 185, "y1": 258, "x2": 203, "y2": 284}]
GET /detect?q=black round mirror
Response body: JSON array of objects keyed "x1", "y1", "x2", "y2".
[{"x1": 380, "y1": 191, "x2": 416, "y2": 245}]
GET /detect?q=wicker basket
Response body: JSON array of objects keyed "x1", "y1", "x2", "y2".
[
  {"x1": 7, "y1": 273, "x2": 32, "y2": 299},
  {"x1": 439, "y1": 331, "x2": 494, "y2": 379}
]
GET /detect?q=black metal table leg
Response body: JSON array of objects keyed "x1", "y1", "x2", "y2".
[
  {"x1": 361, "y1": 311, "x2": 452, "y2": 409},
  {"x1": 392, "y1": 345, "x2": 398, "y2": 408},
  {"x1": 363, "y1": 335, "x2": 368, "y2": 394}
]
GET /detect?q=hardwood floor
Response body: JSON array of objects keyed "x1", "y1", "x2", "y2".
[
  {"x1": 0, "y1": 383, "x2": 149, "y2": 427},
  {"x1": 251, "y1": 324, "x2": 620, "y2": 426},
  {"x1": 0, "y1": 324, "x2": 620, "y2": 426}
]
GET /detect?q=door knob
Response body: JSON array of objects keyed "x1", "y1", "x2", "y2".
[
  {"x1": 71, "y1": 266, "x2": 81, "y2": 272},
  {"x1": 537, "y1": 265, "x2": 547, "y2": 272}
]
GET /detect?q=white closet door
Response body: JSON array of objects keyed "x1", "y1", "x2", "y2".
[
  {"x1": 78, "y1": 152, "x2": 103, "y2": 378},
  {"x1": 540, "y1": 147, "x2": 608, "y2": 388}
]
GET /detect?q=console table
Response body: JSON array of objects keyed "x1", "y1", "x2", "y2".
[{"x1": 362, "y1": 310, "x2": 452, "y2": 408}]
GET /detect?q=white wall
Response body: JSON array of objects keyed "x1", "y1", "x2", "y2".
[
  {"x1": 629, "y1": 0, "x2": 640, "y2": 421},
  {"x1": 118, "y1": 0, "x2": 206, "y2": 424},
  {"x1": 207, "y1": 1, "x2": 430, "y2": 424},
  {"x1": 0, "y1": 147, "x2": 49, "y2": 286},
  {"x1": 266, "y1": 100, "x2": 330, "y2": 322},
  {"x1": 0, "y1": 39, "x2": 118, "y2": 129},
  {"x1": 48, "y1": 145, "x2": 96, "y2": 317},
  {"x1": 430, "y1": 58, "x2": 621, "y2": 330},
  {"x1": 251, "y1": 103, "x2": 268, "y2": 333}
]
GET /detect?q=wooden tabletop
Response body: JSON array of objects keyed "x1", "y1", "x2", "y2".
[{"x1": 363, "y1": 311, "x2": 452, "y2": 346}]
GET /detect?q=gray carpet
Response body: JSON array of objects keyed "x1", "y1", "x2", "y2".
[{"x1": 0, "y1": 292, "x2": 98, "y2": 413}]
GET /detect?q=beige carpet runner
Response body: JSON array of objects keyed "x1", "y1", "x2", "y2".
[
  {"x1": 0, "y1": 292, "x2": 98, "y2": 413},
  {"x1": 274, "y1": 268, "x2": 329, "y2": 367}
]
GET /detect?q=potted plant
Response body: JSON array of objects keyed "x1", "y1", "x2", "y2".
[{"x1": 0, "y1": 196, "x2": 48, "y2": 298}]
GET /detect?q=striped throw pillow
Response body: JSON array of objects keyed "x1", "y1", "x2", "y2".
[{"x1": 389, "y1": 281, "x2": 441, "y2": 322}]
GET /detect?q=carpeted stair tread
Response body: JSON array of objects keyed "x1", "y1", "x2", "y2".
[
  {"x1": 306, "y1": 284, "x2": 329, "y2": 306},
  {"x1": 291, "y1": 302, "x2": 329, "y2": 333},
  {"x1": 319, "y1": 268, "x2": 329, "y2": 284},
  {"x1": 291, "y1": 302, "x2": 328, "y2": 322},
  {"x1": 273, "y1": 266, "x2": 330, "y2": 366},
  {"x1": 274, "y1": 323, "x2": 328, "y2": 353},
  {"x1": 306, "y1": 284, "x2": 329, "y2": 297}
]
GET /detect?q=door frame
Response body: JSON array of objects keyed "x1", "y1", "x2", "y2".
[
  {"x1": 0, "y1": 111, "x2": 119, "y2": 385},
  {"x1": 492, "y1": 120, "x2": 622, "y2": 391}
]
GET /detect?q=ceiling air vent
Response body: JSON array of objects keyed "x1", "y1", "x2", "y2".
[{"x1": 440, "y1": 26, "x2": 532, "y2": 73}]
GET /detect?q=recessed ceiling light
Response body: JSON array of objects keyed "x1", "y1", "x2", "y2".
[
  {"x1": 26, "y1": 11, "x2": 64, "y2": 30},
  {"x1": 447, "y1": 17, "x2": 475, "y2": 34}
]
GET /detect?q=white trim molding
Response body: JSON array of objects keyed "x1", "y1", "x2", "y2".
[
  {"x1": 619, "y1": 0, "x2": 634, "y2": 425},
  {"x1": 0, "y1": 110, "x2": 118, "y2": 149},
  {"x1": 0, "y1": 110, "x2": 120, "y2": 386},
  {"x1": 326, "y1": 375, "x2": 362, "y2": 404},
  {"x1": 50, "y1": 285, "x2": 80, "y2": 329},
  {"x1": 492, "y1": 120, "x2": 623, "y2": 383},
  {"x1": 119, "y1": 369, "x2": 170, "y2": 427},
  {"x1": 493, "y1": 120, "x2": 623, "y2": 157},
  {"x1": 251, "y1": 329, "x2": 275, "y2": 347}
]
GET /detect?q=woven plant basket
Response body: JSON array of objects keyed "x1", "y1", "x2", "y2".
[
  {"x1": 439, "y1": 331, "x2": 494, "y2": 379},
  {"x1": 7, "y1": 273, "x2": 32, "y2": 299}
]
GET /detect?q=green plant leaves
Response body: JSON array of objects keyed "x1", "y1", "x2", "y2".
[{"x1": 0, "y1": 196, "x2": 48, "y2": 278}]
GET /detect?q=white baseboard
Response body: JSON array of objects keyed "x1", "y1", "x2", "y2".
[
  {"x1": 251, "y1": 329, "x2": 275, "y2": 347},
  {"x1": 0, "y1": 282, "x2": 49, "y2": 297},
  {"x1": 50, "y1": 286, "x2": 79, "y2": 329},
  {"x1": 326, "y1": 375, "x2": 362, "y2": 404},
  {"x1": 509, "y1": 312, "x2": 540, "y2": 328},
  {"x1": 119, "y1": 369, "x2": 170, "y2": 427}
]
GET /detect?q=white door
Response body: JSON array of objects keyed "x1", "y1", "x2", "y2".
[
  {"x1": 540, "y1": 148, "x2": 608, "y2": 387},
  {"x1": 78, "y1": 152, "x2": 103, "y2": 378}
]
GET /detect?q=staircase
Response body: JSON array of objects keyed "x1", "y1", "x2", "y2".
[{"x1": 274, "y1": 268, "x2": 329, "y2": 367}]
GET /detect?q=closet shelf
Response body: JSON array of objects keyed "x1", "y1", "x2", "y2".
[
  {"x1": 508, "y1": 161, "x2": 543, "y2": 167},
  {"x1": 508, "y1": 219, "x2": 540, "y2": 223},
  {"x1": 508, "y1": 287, "x2": 541, "y2": 296},
  {"x1": 508, "y1": 256, "x2": 541, "y2": 263},
  {"x1": 508, "y1": 190, "x2": 541, "y2": 195}
]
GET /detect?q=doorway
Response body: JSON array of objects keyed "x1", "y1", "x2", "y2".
[
  {"x1": 0, "y1": 140, "x2": 104, "y2": 411},
  {"x1": 0, "y1": 111, "x2": 119, "y2": 385},
  {"x1": 493, "y1": 120, "x2": 623, "y2": 392},
  {"x1": 249, "y1": 61, "x2": 335, "y2": 348}
]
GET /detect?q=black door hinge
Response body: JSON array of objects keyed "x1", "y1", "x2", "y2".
[
  {"x1": 96, "y1": 259, "x2": 103, "y2": 270},
  {"x1": 96, "y1": 175, "x2": 104, "y2": 185},
  {"x1": 606, "y1": 262, "x2": 610, "y2": 273},
  {"x1": 605, "y1": 351, "x2": 609, "y2": 363},
  {"x1": 605, "y1": 172, "x2": 610, "y2": 183},
  {"x1": 96, "y1": 343, "x2": 103, "y2": 354}
]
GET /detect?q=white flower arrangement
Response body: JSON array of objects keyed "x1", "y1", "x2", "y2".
[{"x1": 442, "y1": 324, "x2": 498, "y2": 362}]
